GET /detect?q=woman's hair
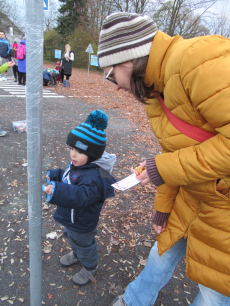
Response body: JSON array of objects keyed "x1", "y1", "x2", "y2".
[
  {"x1": 65, "y1": 44, "x2": 71, "y2": 57},
  {"x1": 130, "y1": 56, "x2": 156, "y2": 104}
]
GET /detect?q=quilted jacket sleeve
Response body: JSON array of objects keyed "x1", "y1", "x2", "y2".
[
  {"x1": 154, "y1": 184, "x2": 179, "y2": 212},
  {"x1": 156, "y1": 37, "x2": 230, "y2": 187},
  {"x1": 48, "y1": 175, "x2": 102, "y2": 209}
]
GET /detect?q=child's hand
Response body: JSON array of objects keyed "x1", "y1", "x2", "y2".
[
  {"x1": 46, "y1": 184, "x2": 53, "y2": 196},
  {"x1": 46, "y1": 174, "x2": 50, "y2": 180}
]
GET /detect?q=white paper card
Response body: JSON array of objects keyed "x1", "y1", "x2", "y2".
[{"x1": 112, "y1": 173, "x2": 141, "y2": 191}]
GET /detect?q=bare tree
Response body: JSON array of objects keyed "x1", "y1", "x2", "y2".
[
  {"x1": 153, "y1": 0, "x2": 221, "y2": 37},
  {"x1": 130, "y1": 0, "x2": 152, "y2": 13},
  {"x1": 208, "y1": 1, "x2": 230, "y2": 37},
  {"x1": 44, "y1": 0, "x2": 60, "y2": 31}
]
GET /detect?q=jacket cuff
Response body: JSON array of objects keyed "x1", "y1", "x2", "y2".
[
  {"x1": 152, "y1": 211, "x2": 170, "y2": 226},
  {"x1": 146, "y1": 157, "x2": 164, "y2": 187},
  {"x1": 46, "y1": 181, "x2": 55, "y2": 203}
]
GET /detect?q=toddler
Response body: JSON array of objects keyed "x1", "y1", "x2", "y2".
[
  {"x1": 55, "y1": 61, "x2": 61, "y2": 82},
  {"x1": 43, "y1": 110, "x2": 116, "y2": 285}
]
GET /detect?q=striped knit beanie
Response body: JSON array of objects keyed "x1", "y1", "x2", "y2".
[
  {"x1": 66, "y1": 110, "x2": 108, "y2": 160},
  {"x1": 98, "y1": 12, "x2": 158, "y2": 68}
]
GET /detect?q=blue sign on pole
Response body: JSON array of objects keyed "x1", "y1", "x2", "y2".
[
  {"x1": 44, "y1": 0, "x2": 48, "y2": 10},
  {"x1": 55, "y1": 49, "x2": 62, "y2": 59},
  {"x1": 90, "y1": 55, "x2": 99, "y2": 67}
]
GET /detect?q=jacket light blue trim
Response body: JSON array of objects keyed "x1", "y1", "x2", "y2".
[
  {"x1": 46, "y1": 181, "x2": 55, "y2": 202},
  {"x1": 71, "y1": 130, "x2": 105, "y2": 145}
]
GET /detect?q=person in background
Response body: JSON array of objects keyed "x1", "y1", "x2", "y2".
[
  {"x1": 17, "y1": 37, "x2": 26, "y2": 86},
  {"x1": 0, "y1": 31, "x2": 10, "y2": 81},
  {"x1": 98, "y1": 12, "x2": 230, "y2": 306},
  {"x1": 43, "y1": 110, "x2": 116, "y2": 286},
  {"x1": 46, "y1": 68, "x2": 59, "y2": 86},
  {"x1": 60, "y1": 44, "x2": 74, "y2": 85},
  {"x1": 9, "y1": 42, "x2": 18, "y2": 82},
  {"x1": 0, "y1": 60, "x2": 15, "y2": 136},
  {"x1": 55, "y1": 61, "x2": 61, "y2": 83}
]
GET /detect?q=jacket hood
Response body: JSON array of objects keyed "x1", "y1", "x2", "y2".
[
  {"x1": 92, "y1": 151, "x2": 116, "y2": 174},
  {"x1": 20, "y1": 39, "x2": 26, "y2": 45}
]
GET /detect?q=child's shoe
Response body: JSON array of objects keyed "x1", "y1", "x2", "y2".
[
  {"x1": 111, "y1": 295, "x2": 127, "y2": 306},
  {"x1": 72, "y1": 266, "x2": 97, "y2": 286},
  {"x1": 60, "y1": 251, "x2": 79, "y2": 266}
]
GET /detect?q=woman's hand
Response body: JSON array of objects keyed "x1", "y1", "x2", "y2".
[
  {"x1": 153, "y1": 221, "x2": 167, "y2": 234},
  {"x1": 46, "y1": 184, "x2": 53, "y2": 196},
  {"x1": 136, "y1": 161, "x2": 151, "y2": 186}
]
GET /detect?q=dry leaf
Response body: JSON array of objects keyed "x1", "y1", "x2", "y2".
[
  {"x1": 143, "y1": 241, "x2": 151, "y2": 247},
  {"x1": 1, "y1": 296, "x2": 9, "y2": 301},
  {"x1": 139, "y1": 259, "x2": 147, "y2": 266},
  {"x1": 78, "y1": 290, "x2": 86, "y2": 296},
  {"x1": 111, "y1": 237, "x2": 120, "y2": 246}
]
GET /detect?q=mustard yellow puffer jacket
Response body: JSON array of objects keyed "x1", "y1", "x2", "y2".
[{"x1": 145, "y1": 31, "x2": 230, "y2": 296}]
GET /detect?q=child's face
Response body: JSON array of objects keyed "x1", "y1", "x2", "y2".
[{"x1": 70, "y1": 148, "x2": 88, "y2": 167}]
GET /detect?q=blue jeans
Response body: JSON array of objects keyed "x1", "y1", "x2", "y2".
[{"x1": 124, "y1": 238, "x2": 230, "y2": 306}]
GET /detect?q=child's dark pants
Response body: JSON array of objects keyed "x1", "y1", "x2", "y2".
[{"x1": 63, "y1": 227, "x2": 99, "y2": 270}]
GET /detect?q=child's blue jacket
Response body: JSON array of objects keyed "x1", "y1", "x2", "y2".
[{"x1": 46, "y1": 152, "x2": 117, "y2": 232}]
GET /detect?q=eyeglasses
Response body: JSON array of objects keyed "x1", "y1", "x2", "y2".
[{"x1": 105, "y1": 65, "x2": 118, "y2": 85}]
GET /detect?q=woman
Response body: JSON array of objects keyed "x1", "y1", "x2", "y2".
[
  {"x1": 60, "y1": 43, "x2": 74, "y2": 85},
  {"x1": 98, "y1": 12, "x2": 230, "y2": 306},
  {"x1": 9, "y1": 42, "x2": 18, "y2": 82},
  {"x1": 17, "y1": 37, "x2": 26, "y2": 86}
]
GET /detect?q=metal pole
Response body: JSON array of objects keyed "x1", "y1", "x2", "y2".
[
  {"x1": 88, "y1": 51, "x2": 90, "y2": 77},
  {"x1": 9, "y1": 27, "x2": 12, "y2": 77},
  {"x1": 26, "y1": 0, "x2": 43, "y2": 305}
]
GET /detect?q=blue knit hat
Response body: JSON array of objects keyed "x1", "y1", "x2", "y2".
[{"x1": 66, "y1": 110, "x2": 108, "y2": 160}]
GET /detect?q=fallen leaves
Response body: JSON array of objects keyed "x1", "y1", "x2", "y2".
[
  {"x1": 139, "y1": 258, "x2": 147, "y2": 266},
  {"x1": 42, "y1": 241, "x2": 52, "y2": 253},
  {"x1": 47, "y1": 293, "x2": 53, "y2": 299},
  {"x1": 108, "y1": 283, "x2": 124, "y2": 296},
  {"x1": 78, "y1": 290, "x2": 85, "y2": 296}
]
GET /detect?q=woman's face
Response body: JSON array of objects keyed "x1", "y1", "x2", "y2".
[{"x1": 104, "y1": 62, "x2": 133, "y2": 93}]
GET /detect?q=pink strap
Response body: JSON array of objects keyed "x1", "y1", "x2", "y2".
[{"x1": 159, "y1": 95, "x2": 215, "y2": 142}]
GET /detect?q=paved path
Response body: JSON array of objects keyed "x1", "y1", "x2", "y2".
[
  {"x1": 0, "y1": 84, "x2": 199, "y2": 306},
  {"x1": 0, "y1": 77, "x2": 65, "y2": 98}
]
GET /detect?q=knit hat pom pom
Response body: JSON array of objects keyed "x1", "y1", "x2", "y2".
[{"x1": 86, "y1": 110, "x2": 108, "y2": 130}]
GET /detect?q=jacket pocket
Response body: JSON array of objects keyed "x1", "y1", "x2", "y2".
[{"x1": 215, "y1": 177, "x2": 230, "y2": 200}]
